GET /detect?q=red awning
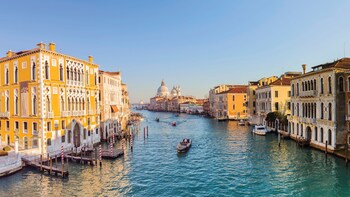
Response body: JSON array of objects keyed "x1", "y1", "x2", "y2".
[{"x1": 111, "y1": 105, "x2": 119, "y2": 113}]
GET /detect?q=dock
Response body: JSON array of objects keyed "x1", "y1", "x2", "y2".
[
  {"x1": 66, "y1": 155, "x2": 96, "y2": 165},
  {"x1": 101, "y1": 149, "x2": 124, "y2": 159},
  {"x1": 22, "y1": 157, "x2": 69, "y2": 178}
]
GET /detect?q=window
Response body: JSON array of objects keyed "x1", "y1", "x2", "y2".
[
  {"x1": 297, "y1": 103, "x2": 299, "y2": 116},
  {"x1": 62, "y1": 135, "x2": 66, "y2": 143},
  {"x1": 5, "y1": 94, "x2": 9, "y2": 112},
  {"x1": 287, "y1": 102, "x2": 291, "y2": 110},
  {"x1": 83, "y1": 129, "x2": 87, "y2": 140},
  {"x1": 328, "y1": 129, "x2": 332, "y2": 145},
  {"x1": 275, "y1": 91, "x2": 278, "y2": 98},
  {"x1": 297, "y1": 83, "x2": 299, "y2": 96},
  {"x1": 232, "y1": 95, "x2": 235, "y2": 101},
  {"x1": 291, "y1": 84, "x2": 294, "y2": 96},
  {"x1": 320, "y1": 78, "x2": 324, "y2": 94},
  {"x1": 14, "y1": 66, "x2": 18, "y2": 83},
  {"x1": 68, "y1": 130, "x2": 71, "y2": 143},
  {"x1": 320, "y1": 103, "x2": 324, "y2": 119},
  {"x1": 23, "y1": 122, "x2": 28, "y2": 133},
  {"x1": 292, "y1": 103, "x2": 294, "y2": 115},
  {"x1": 88, "y1": 130, "x2": 91, "y2": 137},
  {"x1": 14, "y1": 90, "x2": 18, "y2": 115},
  {"x1": 47, "y1": 122, "x2": 51, "y2": 131},
  {"x1": 320, "y1": 128, "x2": 324, "y2": 143},
  {"x1": 253, "y1": 90, "x2": 256, "y2": 95},
  {"x1": 275, "y1": 102, "x2": 279, "y2": 111},
  {"x1": 328, "y1": 103, "x2": 332, "y2": 121},
  {"x1": 61, "y1": 96, "x2": 65, "y2": 111},
  {"x1": 339, "y1": 77, "x2": 344, "y2": 92},
  {"x1": 47, "y1": 138, "x2": 51, "y2": 146},
  {"x1": 315, "y1": 127, "x2": 318, "y2": 141},
  {"x1": 32, "y1": 95, "x2": 37, "y2": 115},
  {"x1": 288, "y1": 91, "x2": 291, "y2": 97},
  {"x1": 233, "y1": 105, "x2": 235, "y2": 110},
  {"x1": 45, "y1": 61, "x2": 49, "y2": 79},
  {"x1": 61, "y1": 120, "x2": 65, "y2": 130},
  {"x1": 348, "y1": 101, "x2": 350, "y2": 116},
  {"x1": 348, "y1": 77, "x2": 350, "y2": 92},
  {"x1": 59, "y1": 64, "x2": 64, "y2": 81},
  {"x1": 31, "y1": 62, "x2": 36, "y2": 80},
  {"x1": 96, "y1": 128, "x2": 99, "y2": 134},
  {"x1": 15, "y1": 121, "x2": 19, "y2": 130},
  {"x1": 46, "y1": 96, "x2": 51, "y2": 112},
  {"x1": 88, "y1": 118, "x2": 91, "y2": 126},
  {"x1": 33, "y1": 123, "x2": 37, "y2": 135},
  {"x1": 6, "y1": 121, "x2": 10, "y2": 131},
  {"x1": 5, "y1": 67, "x2": 9, "y2": 84},
  {"x1": 328, "y1": 77, "x2": 332, "y2": 94},
  {"x1": 253, "y1": 101, "x2": 256, "y2": 107}
]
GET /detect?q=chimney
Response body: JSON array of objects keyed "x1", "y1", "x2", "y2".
[
  {"x1": 48, "y1": 42, "x2": 56, "y2": 52},
  {"x1": 37, "y1": 42, "x2": 46, "y2": 49},
  {"x1": 6, "y1": 50, "x2": 12, "y2": 58},
  {"x1": 302, "y1": 64, "x2": 307, "y2": 74},
  {"x1": 88, "y1": 56, "x2": 93, "y2": 63}
]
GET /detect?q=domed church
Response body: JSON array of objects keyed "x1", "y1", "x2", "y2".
[{"x1": 156, "y1": 80, "x2": 170, "y2": 97}]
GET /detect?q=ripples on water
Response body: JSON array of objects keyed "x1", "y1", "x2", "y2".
[{"x1": 1, "y1": 111, "x2": 350, "y2": 196}]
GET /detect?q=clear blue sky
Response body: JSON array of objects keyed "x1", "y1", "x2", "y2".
[{"x1": 1, "y1": 1, "x2": 350, "y2": 103}]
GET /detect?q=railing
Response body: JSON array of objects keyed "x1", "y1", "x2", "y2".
[
  {"x1": 46, "y1": 112, "x2": 54, "y2": 118},
  {"x1": 0, "y1": 111, "x2": 10, "y2": 118},
  {"x1": 299, "y1": 90, "x2": 317, "y2": 98},
  {"x1": 88, "y1": 110, "x2": 93, "y2": 115}
]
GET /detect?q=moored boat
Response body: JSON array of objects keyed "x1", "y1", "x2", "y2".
[
  {"x1": 238, "y1": 120, "x2": 245, "y2": 126},
  {"x1": 155, "y1": 118, "x2": 160, "y2": 122},
  {"x1": 253, "y1": 125, "x2": 267, "y2": 136},
  {"x1": 177, "y1": 139, "x2": 192, "y2": 153},
  {"x1": 172, "y1": 121, "x2": 176, "y2": 126}
]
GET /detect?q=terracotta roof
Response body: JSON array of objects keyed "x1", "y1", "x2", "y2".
[
  {"x1": 218, "y1": 86, "x2": 248, "y2": 94},
  {"x1": 311, "y1": 58, "x2": 350, "y2": 70},
  {"x1": 270, "y1": 77, "x2": 291, "y2": 86}
]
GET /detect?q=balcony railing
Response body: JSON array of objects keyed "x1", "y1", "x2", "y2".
[
  {"x1": 32, "y1": 130, "x2": 38, "y2": 136},
  {"x1": 61, "y1": 111, "x2": 68, "y2": 117},
  {"x1": 0, "y1": 112, "x2": 10, "y2": 118},
  {"x1": 299, "y1": 90, "x2": 317, "y2": 98},
  {"x1": 88, "y1": 110, "x2": 93, "y2": 115},
  {"x1": 46, "y1": 112, "x2": 54, "y2": 118}
]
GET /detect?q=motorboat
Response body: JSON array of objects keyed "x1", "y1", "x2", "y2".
[
  {"x1": 177, "y1": 139, "x2": 192, "y2": 153},
  {"x1": 155, "y1": 118, "x2": 160, "y2": 122},
  {"x1": 253, "y1": 125, "x2": 267, "y2": 136},
  {"x1": 172, "y1": 121, "x2": 177, "y2": 126},
  {"x1": 238, "y1": 120, "x2": 245, "y2": 126}
]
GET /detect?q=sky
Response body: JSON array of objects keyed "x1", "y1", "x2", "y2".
[{"x1": 1, "y1": 1, "x2": 350, "y2": 103}]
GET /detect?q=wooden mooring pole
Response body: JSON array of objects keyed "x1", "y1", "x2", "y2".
[
  {"x1": 40, "y1": 155, "x2": 43, "y2": 171},
  {"x1": 325, "y1": 140, "x2": 328, "y2": 158}
]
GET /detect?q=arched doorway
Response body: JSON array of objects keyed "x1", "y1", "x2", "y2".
[
  {"x1": 306, "y1": 126, "x2": 312, "y2": 141},
  {"x1": 73, "y1": 123, "x2": 81, "y2": 148}
]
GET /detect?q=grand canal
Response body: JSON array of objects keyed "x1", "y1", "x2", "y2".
[{"x1": 1, "y1": 111, "x2": 350, "y2": 196}]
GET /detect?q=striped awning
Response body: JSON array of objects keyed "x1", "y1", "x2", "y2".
[{"x1": 111, "y1": 105, "x2": 118, "y2": 113}]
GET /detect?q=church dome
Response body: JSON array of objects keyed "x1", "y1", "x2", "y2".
[
  {"x1": 170, "y1": 86, "x2": 181, "y2": 97},
  {"x1": 157, "y1": 80, "x2": 169, "y2": 97}
]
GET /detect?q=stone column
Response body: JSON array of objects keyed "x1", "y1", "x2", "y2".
[{"x1": 15, "y1": 137, "x2": 19, "y2": 154}]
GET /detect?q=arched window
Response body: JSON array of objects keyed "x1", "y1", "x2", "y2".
[
  {"x1": 47, "y1": 138, "x2": 51, "y2": 146},
  {"x1": 95, "y1": 98, "x2": 98, "y2": 112},
  {"x1": 328, "y1": 103, "x2": 332, "y2": 121},
  {"x1": 14, "y1": 90, "x2": 18, "y2": 115},
  {"x1": 33, "y1": 95, "x2": 37, "y2": 115},
  {"x1": 348, "y1": 101, "x2": 350, "y2": 116},
  {"x1": 292, "y1": 103, "x2": 294, "y2": 115},
  {"x1": 82, "y1": 99, "x2": 85, "y2": 111},
  {"x1": 315, "y1": 127, "x2": 318, "y2": 141},
  {"x1": 328, "y1": 129, "x2": 332, "y2": 145},
  {"x1": 320, "y1": 78, "x2": 324, "y2": 94},
  {"x1": 46, "y1": 96, "x2": 51, "y2": 112},
  {"x1": 297, "y1": 103, "x2": 299, "y2": 116},
  {"x1": 95, "y1": 73, "x2": 97, "y2": 85},
  {"x1": 68, "y1": 130, "x2": 71, "y2": 143},
  {"x1": 297, "y1": 123, "x2": 299, "y2": 135},
  {"x1": 339, "y1": 77, "x2": 344, "y2": 92},
  {"x1": 311, "y1": 80, "x2": 314, "y2": 91},
  {"x1": 68, "y1": 98, "x2": 71, "y2": 111},
  {"x1": 32, "y1": 62, "x2": 36, "y2": 80},
  {"x1": 14, "y1": 66, "x2": 18, "y2": 83},
  {"x1": 86, "y1": 71, "x2": 89, "y2": 84},
  {"x1": 45, "y1": 61, "x2": 49, "y2": 79},
  {"x1": 61, "y1": 96, "x2": 65, "y2": 111},
  {"x1": 291, "y1": 84, "x2": 294, "y2": 96},
  {"x1": 320, "y1": 128, "x2": 324, "y2": 142},
  {"x1": 74, "y1": 68, "x2": 77, "y2": 81},
  {"x1": 348, "y1": 77, "x2": 350, "y2": 92},
  {"x1": 308, "y1": 81, "x2": 310, "y2": 91},
  {"x1": 67, "y1": 67, "x2": 70, "y2": 80},
  {"x1": 313, "y1": 103, "x2": 316, "y2": 119},
  {"x1": 302, "y1": 82, "x2": 305, "y2": 91},
  {"x1": 297, "y1": 83, "x2": 299, "y2": 96},
  {"x1": 328, "y1": 76, "x2": 332, "y2": 94},
  {"x1": 320, "y1": 103, "x2": 324, "y2": 119},
  {"x1": 59, "y1": 64, "x2": 64, "y2": 81},
  {"x1": 6, "y1": 96, "x2": 9, "y2": 112},
  {"x1": 5, "y1": 68, "x2": 9, "y2": 84},
  {"x1": 314, "y1": 79, "x2": 316, "y2": 91}
]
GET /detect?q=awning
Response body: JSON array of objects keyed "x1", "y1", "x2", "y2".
[{"x1": 111, "y1": 105, "x2": 119, "y2": 113}]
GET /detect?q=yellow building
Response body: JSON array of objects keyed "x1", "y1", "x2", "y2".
[
  {"x1": 216, "y1": 86, "x2": 248, "y2": 120},
  {"x1": 121, "y1": 83, "x2": 130, "y2": 130},
  {"x1": 0, "y1": 42, "x2": 100, "y2": 155}
]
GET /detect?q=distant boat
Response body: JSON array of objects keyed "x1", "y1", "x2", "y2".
[
  {"x1": 172, "y1": 121, "x2": 177, "y2": 126},
  {"x1": 175, "y1": 114, "x2": 180, "y2": 117},
  {"x1": 155, "y1": 118, "x2": 160, "y2": 122},
  {"x1": 253, "y1": 125, "x2": 267, "y2": 136},
  {"x1": 177, "y1": 139, "x2": 192, "y2": 153},
  {"x1": 217, "y1": 117, "x2": 227, "y2": 121},
  {"x1": 238, "y1": 120, "x2": 245, "y2": 126}
]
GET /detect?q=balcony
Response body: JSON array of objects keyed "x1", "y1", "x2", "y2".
[
  {"x1": 88, "y1": 110, "x2": 93, "y2": 115},
  {"x1": 61, "y1": 111, "x2": 68, "y2": 117},
  {"x1": 0, "y1": 112, "x2": 10, "y2": 118},
  {"x1": 301, "y1": 117, "x2": 316, "y2": 124},
  {"x1": 32, "y1": 130, "x2": 38, "y2": 136},
  {"x1": 46, "y1": 112, "x2": 54, "y2": 118},
  {"x1": 299, "y1": 90, "x2": 317, "y2": 98}
]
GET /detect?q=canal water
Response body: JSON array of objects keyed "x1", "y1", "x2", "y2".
[{"x1": 1, "y1": 110, "x2": 350, "y2": 196}]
